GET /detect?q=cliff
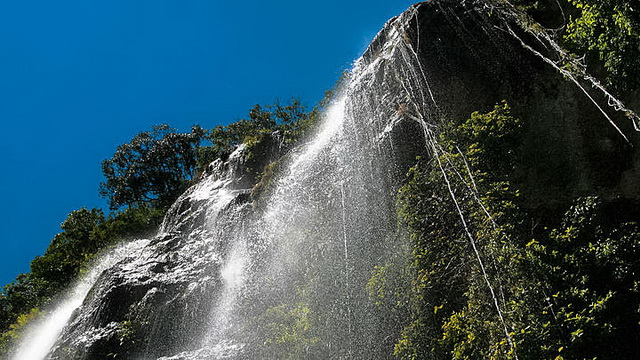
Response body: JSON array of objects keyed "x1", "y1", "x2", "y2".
[
  {"x1": 366, "y1": 0, "x2": 639, "y2": 208},
  {"x1": 12, "y1": 1, "x2": 640, "y2": 359}
]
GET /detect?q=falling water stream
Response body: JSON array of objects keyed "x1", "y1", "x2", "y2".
[
  {"x1": 12, "y1": 1, "x2": 639, "y2": 359},
  {"x1": 10, "y1": 4, "x2": 439, "y2": 358},
  {"x1": 11, "y1": 239, "x2": 150, "y2": 360}
]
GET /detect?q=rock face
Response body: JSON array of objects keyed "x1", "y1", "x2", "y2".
[
  {"x1": 48, "y1": 139, "x2": 280, "y2": 359},
  {"x1": 42, "y1": 1, "x2": 640, "y2": 359},
  {"x1": 367, "y1": 0, "x2": 639, "y2": 208}
]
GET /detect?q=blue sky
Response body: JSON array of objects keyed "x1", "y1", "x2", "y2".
[{"x1": 0, "y1": 1, "x2": 416, "y2": 286}]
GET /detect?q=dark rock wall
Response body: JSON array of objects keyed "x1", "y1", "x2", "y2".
[{"x1": 398, "y1": 0, "x2": 639, "y2": 208}]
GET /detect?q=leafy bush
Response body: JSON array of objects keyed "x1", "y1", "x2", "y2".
[
  {"x1": 0, "y1": 307, "x2": 41, "y2": 355},
  {"x1": 394, "y1": 102, "x2": 523, "y2": 359},
  {"x1": 197, "y1": 99, "x2": 317, "y2": 170},
  {"x1": 391, "y1": 101, "x2": 640, "y2": 359},
  {"x1": 563, "y1": 0, "x2": 640, "y2": 95}
]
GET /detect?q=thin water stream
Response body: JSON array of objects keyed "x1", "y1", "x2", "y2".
[{"x1": 12, "y1": 239, "x2": 149, "y2": 360}]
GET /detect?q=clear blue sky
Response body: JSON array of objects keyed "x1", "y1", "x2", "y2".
[{"x1": 0, "y1": 1, "x2": 416, "y2": 287}]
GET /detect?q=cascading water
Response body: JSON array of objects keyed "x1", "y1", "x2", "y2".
[
  {"x1": 12, "y1": 5, "x2": 429, "y2": 356},
  {"x1": 11, "y1": 239, "x2": 149, "y2": 360},
  {"x1": 13, "y1": 143, "x2": 266, "y2": 360},
  {"x1": 13, "y1": 0, "x2": 640, "y2": 359}
]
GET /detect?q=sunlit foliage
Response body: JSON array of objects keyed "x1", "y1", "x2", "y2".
[
  {"x1": 564, "y1": 0, "x2": 640, "y2": 95},
  {"x1": 392, "y1": 102, "x2": 640, "y2": 359}
]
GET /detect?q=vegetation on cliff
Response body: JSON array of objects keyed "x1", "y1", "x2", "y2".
[
  {"x1": 1, "y1": 0, "x2": 640, "y2": 358},
  {"x1": 511, "y1": 0, "x2": 640, "y2": 98},
  {"x1": 391, "y1": 102, "x2": 640, "y2": 359},
  {"x1": 563, "y1": 0, "x2": 640, "y2": 95},
  {"x1": 0, "y1": 206, "x2": 164, "y2": 355},
  {"x1": 0, "y1": 98, "x2": 319, "y2": 356},
  {"x1": 100, "y1": 124, "x2": 206, "y2": 211}
]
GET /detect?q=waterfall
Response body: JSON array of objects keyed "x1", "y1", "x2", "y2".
[
  {"x1": 12, "y1": 0, "x2": 637, "y2": 358},
  {"x1": 190, "y1": 7, "x2": 435, "y2": 356},
  {"x1": 11, "y1": 4, "x2": 432, "y2": 359},
  {"x1": 11, "y1": 239, "x2": 149, "y2": 360}
]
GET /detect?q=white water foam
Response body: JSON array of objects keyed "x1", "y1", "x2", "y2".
[{"x1": 11, "y1": 239, "x2": 149, "y2": 360}]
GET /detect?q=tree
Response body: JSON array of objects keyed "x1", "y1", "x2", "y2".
[
  {"x1": 100, "y1": 124, "x2": 205, "y2": 210},
  {"x1": 200, "y1": 99, "x2": 313, "y2": 164},
  {"x1": 30, "y1": 208, "x2": 106, "y2": 291},
  {"x1": 564, "y1": 0, "x2": 640, "y2": 95}
]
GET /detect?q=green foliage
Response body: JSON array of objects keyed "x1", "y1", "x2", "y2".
[
  {"x1": 197, "y1": 99, "x2": 317, "y2": 170},
  {"x1": 100, "y1": 124, "x2": 205, "y2": 210},
  {"x1": 394, "y1": 102, "x2": 523, "y2": 359},
  {"x1": 25, "y1": 206, "x2": 162, "y2": 299},
  {"x1": 366, "y1": 265, "x2": 390, "y2": 307},
  {"x1": 0, "y1": 207, "x2": 110, "y2": 342},
  {"x1": 0, "y1": 274, "x2": 47, "y2": 328},
  {"x1": 563, "y1": 0, "x2": 640, "y2": 94},
  {"x1": 0, "y1": 307, "x2": 41, "y2": 355},
  {"x1": 391, "y1": 101, "x2": 640, "y2": 359},
  {"x1": 92, "y1": 205, "x2": 164, "y2": 248},
  {"x1": 251, "y1": 160, "x2": 279, "y2": 204},
  {"x1": 504, "y1": 0, "x2": 640, "y2": 96},
  {"x1": 114, "y1": 318, "x2": 146, "y2": 356},
  {"x1": 523, "y1": 197, "x2": 640, "y2": 358},
  {"x1": 31, "y1": 208, "x2": 106, "y2": 290},
  {"x1": 261, "y1": 302, "x2": 320, "y2": 359}
]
